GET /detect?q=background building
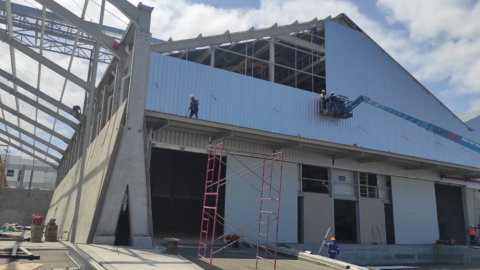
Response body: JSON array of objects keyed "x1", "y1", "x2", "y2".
[{"x1": 0, "y1": 0, "x2": 478, "y2": 252}]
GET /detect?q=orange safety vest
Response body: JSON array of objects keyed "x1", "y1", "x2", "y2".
[{"x1": 469, "y1": 227, "x2": 476, "y2": 236}]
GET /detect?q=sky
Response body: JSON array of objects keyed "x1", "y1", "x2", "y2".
[{"x1": 1, "y1": 0, "x2": 479, "y2": 162}]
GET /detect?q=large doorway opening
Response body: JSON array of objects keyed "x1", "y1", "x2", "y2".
[
  {"x1": 150, "y1": 148, "x2": 226, "y2": 241},
  {"x1": 435, "y1": 184, "x2": 466, "y2": 244},
  {"x1": 384, "y1": 203, "x2": 395, "y2": 244},
  {"x1": 334, "y1": 199, "x2": 357, "y2": 243}
]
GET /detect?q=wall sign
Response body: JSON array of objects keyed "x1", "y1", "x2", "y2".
[{"x1": 338, "y1": 176, "x2": 346, "y2": 181}]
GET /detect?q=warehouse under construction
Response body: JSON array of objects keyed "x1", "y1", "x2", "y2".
[{"x1": 0, "y1": 0, "x2": 479, "y2": 268}]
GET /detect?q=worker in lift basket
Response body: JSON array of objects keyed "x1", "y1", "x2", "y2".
[
  {"x1": 188, "y1": 94, "x2": 199, "y2": 119},
  {"x1": 328, "y1": 92, "x2": 337, "y2": 112},
  {"x1": 320, "y1": 89, "x2": 327, "y2": 112},
  {"x1": 469, "y1": 225, "x2": 478, "y2": 245},
  {"x1": 323, "y1": 237, "x2": 340, "y2": 259}
]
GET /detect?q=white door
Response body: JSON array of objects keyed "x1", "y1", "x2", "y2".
[
  {"x1": 224, "y1": 155, "x2": 298, "y2": 243},
  {"x1": 391, "y1": 177, "x2": 439, "y2": 244}
]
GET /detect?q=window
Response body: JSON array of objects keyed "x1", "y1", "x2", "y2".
[
  {"x1": 359, "y1": 173, "x2": 378, "y2": 198},
  {"x1": 301, "y1": 165, "x2": 329, "y2": 194},
  {"x1": 6, "y1": 169, "x2": 14, "y2": 177}
]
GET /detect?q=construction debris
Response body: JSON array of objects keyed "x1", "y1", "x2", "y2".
[{"x1": 0, "y1": 242, "x2": 40, "y2": 259}]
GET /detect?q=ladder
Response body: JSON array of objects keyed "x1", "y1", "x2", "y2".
[
  {"x1": 198, "y1": 143, "x2": 224, "y2": 270},
  {"x1": 256, "y1": 152, "x2": 283, "y2": 270}
]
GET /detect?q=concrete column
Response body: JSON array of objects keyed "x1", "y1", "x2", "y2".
[
  {"x1": 100, "y1": 85, "x2": 112, "y2": 128},
  {"x1": 111, "y1": 62, "x2": 125, "y2": 117},
  {"x1": 269, "y1": 37, "x2": 275, "y2": 82},
  {"x1": 90, "y1": 101, "x2": 102, "y2": 143},
  {"x1": 93, "y1": 8, "x2": 153, "y2": 248},
  {"x1": 18, "y1": 165, "x2": 26, "y2": 188},
  {"x1": 210, "y1": 47, "x2": 215, "y2": 67}
]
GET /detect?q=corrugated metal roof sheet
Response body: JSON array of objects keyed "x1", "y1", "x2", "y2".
[
  {"x1": 145, "y1": 20, "x2": 480, "y2": 169},
  {"x1": 458, "y1": 109, "x2": 480, "y2": 123}
]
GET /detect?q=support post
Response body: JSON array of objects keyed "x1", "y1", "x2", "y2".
[
  {"x1": 269, "y1": 37, "x2": 275, "y2": 82},
  {"x1": 18, "y1": 165, "x2": 26, "y2": 189},
  {"x1": 210, "y1": 47, "x2": 215, "y2": 67},
  {"x1": 70, "y1": 0, "x2": 106, "y2": 244},
  {"x1": 93, "y1": 7, "x2": 153, "y2": 247}
]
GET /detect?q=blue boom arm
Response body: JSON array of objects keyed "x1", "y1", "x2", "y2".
[{"x1": 344, "y1": 95, "x2": 480, "y2": 154}]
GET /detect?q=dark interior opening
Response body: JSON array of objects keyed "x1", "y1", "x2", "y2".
[
  {"x1": 114, "y1": 187, "x2": 131, "y2": 246},
  {"x1": 435, "y1": 184, "x2": 467, "y2": 244},
  {"x1": 297, "y1": 196, "x2": 304, "y2": 243},
  {"x1": 384, "y1": 203, "x2": 395, "y2": 244},
  {"x1": 334, "y1": 199, "x2": 357, "y2": 243},
  {"x1": 150, "y1": 148, "x2": 226, "y2": 241}
]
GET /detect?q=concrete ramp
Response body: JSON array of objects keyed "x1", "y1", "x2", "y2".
[{"x1": 45, "y1": 101, "x2": 127, "y2": 243}]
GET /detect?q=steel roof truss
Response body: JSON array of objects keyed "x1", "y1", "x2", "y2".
[
  {"x1": 0, "y1": 136, "x2": 58, "y2": 169},
  {"x1": 0, "y1": 80, "x2": 79, "y2": 130},
  {"x1": 0, "y1": 102, "x2": 70, "y2": 143},
  {"x1": 0, "y1": 127, "x2": 60, "y2": 162}
]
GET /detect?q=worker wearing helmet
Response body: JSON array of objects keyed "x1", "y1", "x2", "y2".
[
  {"x1": 469, "y1": 225, "x2": 477, "y2": 245},
  {"x1": 188, "y1": 94, "x2": 199, "y2": 119},
  {"x1": 323, "y1": 237, "x2": 340, "y2": 259},
  {"x1": 328, "y1": 92, "x2": 337, "y2": 112},
  {"x1": 320, "y1": 89, "x2": 327, "y2": 112}
]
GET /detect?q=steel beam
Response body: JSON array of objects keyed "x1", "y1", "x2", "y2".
[
  {"x1": 0, "y1": 81, "x2": 79, "y2": 130},
  {"x1": 273, "y1": 141, "x2": 302, "y2": 150},
  {"x1": 276, "y1": 34, "x2": 325, "y2": 53},
  {"x1": 0, "y1": 102, "x2": 70, "y2": 143},
  {"x1": 404, "y1": 164, "x2": 439, "y2": 171},
  {"x1": 106, "y1": 0, "x2": 140, "y2": 26},
  {"x1": 333, "y1": 151, "x2": 365, "y2": 160},
  {"x1": 0, "y1": 117, "x2": 65, "y2": 154},
  {"x1": 195, "y1": 47, "x2": 214, "y2": 63},
  {"x1": 210, "y1": 130, "x2": 234, "y2": 141},
  {"x1": 0, "y1": 128, "x2": 60, "y2": 162},
  {"x1": 0, "y1": 29, "x2": 91, "y2": 91},
  {"x1": 0, "y1": 136, "x2": 58, "y2": 169},
  {"x1": 35, "y1": 0, "x2": 121, "y2": 58},
  {"x1": 357, "y1": 156, "x2": 392, "y2": 164},
  {"x1": 71, "y1": 0, "x2": 106, "y2": 245},
  {"x1": 151, "y1": 19, "x2": 319, "y2": 53},
  {"x1": 153, "y1": 119, "x2": 169, "y2": 131}
]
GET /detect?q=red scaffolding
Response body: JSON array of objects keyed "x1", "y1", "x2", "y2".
[{"x1": 197, "y1": 142, "x2": 284, "y2": 270}]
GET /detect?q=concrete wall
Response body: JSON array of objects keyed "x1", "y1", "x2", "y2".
[
  {"x1": 45, "y1": 102, "x2": 126, "y2": 243},
  {"x1": 303, "y1": 195, "x2": 334, "y2": 244},
  {"x1": 0, "y1": 188, "x2": 53, "y2": 225},
  {"x1": 316, "y1": 244, "x2": 480, "y2": 265},
  {"x1": 359, "y1": 200, "x2": 386, "y2": 244}
]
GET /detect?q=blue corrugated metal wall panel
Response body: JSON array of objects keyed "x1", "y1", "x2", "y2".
[
  {"x1": 324, "y1": 20, "x2": 480, "y2": 167},
  {"x1": 146, "y1": 23, "x2": 480, "y2": 167}
]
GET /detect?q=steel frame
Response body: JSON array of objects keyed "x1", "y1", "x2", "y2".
[{"x1": 198, "y1": 142, "x2": 284, "y2": 270}]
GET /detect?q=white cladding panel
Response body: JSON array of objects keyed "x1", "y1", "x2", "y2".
[
  {"x1": 332, "y1": 169, "x2": 355, "y2": 197},
  {"x1": 224, "y1": 155, "x2": 298, "y2": 243},
  {"x1": 391, "y1": 177, "x2": 439, "y2": 244}
]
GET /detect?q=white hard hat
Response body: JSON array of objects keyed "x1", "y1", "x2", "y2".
[{"x1": 190, "y1": 94, "x2": 194, "y2": 98}]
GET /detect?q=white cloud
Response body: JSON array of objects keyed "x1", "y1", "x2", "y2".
[
  {"x1": 1, "y1": 0, "x2": 478, "y2": 159},
  {"x1": 376, "y1": 0, "x2": 480, "y2": 98}
]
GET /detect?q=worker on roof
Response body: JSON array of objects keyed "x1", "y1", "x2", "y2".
[
  {"x1": 188, "y1": 94, "x2": 199, "y2": 119},
  {"x1": 323, "y1": 237, "x2": 340, "y2": 259},
  {"x1": 311, "y1": 23, "x2": 318, "y2": 44},
  {"x1": 320, "y1": 89, "x2": 327, "y2": 112},
  {"x1": 328, "y1": 92, "x2": 337, "y2": 112},
  {"x1": 469, "y1": 225, "x2": 477, "y2": 245},
  {"x1": 187, "y1": 94, "x2": 200, "y2": 119}
]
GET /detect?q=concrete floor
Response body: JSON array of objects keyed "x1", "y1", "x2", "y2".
[
  {"x1": 0, "y1": 241, "x2": 77, "y2": 270},
  {"x1": 384, "y1": 264, "x2": 480, "y2": 270},
  {"x1": 156, "y1": 238, "x2": 336, "y2": 270}
]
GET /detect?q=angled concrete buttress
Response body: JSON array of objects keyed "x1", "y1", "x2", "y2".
[{"x1": 92, "y1": 8, "x2": 153, "y2": 248}]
